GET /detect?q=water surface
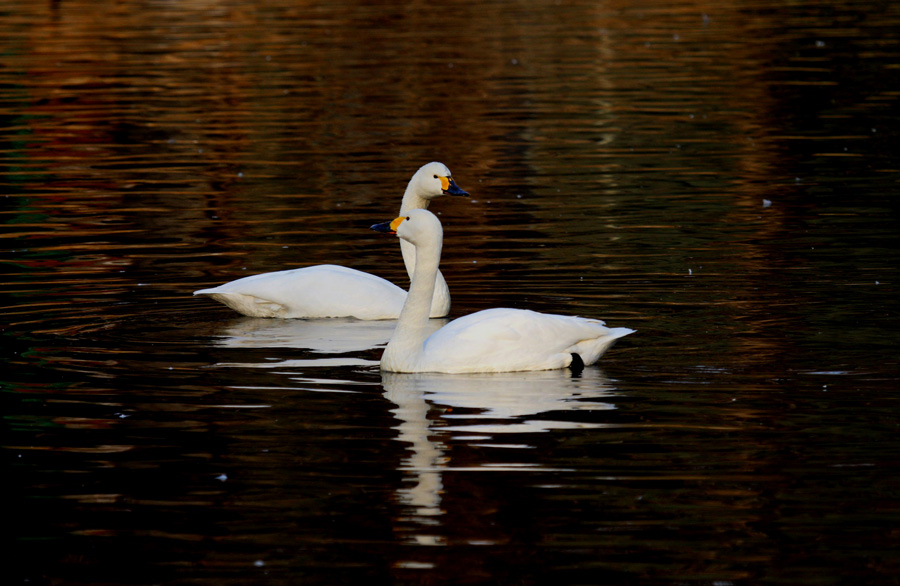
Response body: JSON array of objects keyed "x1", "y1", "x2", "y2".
[{"x1": 3, "y1": 0, "x2": 900, "y2": 584}]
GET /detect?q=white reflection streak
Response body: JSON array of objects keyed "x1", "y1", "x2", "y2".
[
  {"x1": 214, "y1": 358, "x2": 379, "y2": 368},
  {"x1": 204, "y1": 317, "x2": 443, "y2": 353},
  {"x1": 203, "y1": 317, "x2": 439, "y2": 370},
  {"x1": 386, "y1": 375, "x2": 446, "y2": 546},
  {"x1": 382, "y1": 369, "x2": 618, "y2": 545}
]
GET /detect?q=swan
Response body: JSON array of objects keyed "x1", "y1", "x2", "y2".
[
  {"x1": 193, "y1": 162, "x2": 468, "y2": 319},
  {"x1": 370, "y1": 210, "x2": 635, "y2": 373}
]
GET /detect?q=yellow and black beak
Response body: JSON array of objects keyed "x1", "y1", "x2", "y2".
[
  {"x1": 370, "y1": 216, "x2": 407, "y2": 235},
  {"x1": 440, "y1": 176, "x2": 469, "y2": 197}
]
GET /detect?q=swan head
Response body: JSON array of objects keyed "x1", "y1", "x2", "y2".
[
  {"x1": 411, "y1": 162, "x2": 469, "y2": 201},
  {"x1": 371, "y1": 209, "x2": 443, "y2": 247}
]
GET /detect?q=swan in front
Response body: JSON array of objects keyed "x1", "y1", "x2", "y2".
[
  {"x1": 193, "y1": 162, "x2": 468, "y2": 319},
  {"x1": 370, "y1": 210, "x2": 634, "y2": 373}
]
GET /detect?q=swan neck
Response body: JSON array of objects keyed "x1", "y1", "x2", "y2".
[
  {"x1": 399, "y1": 181, "x2": 443, "y2": 310},
  {"x1": 399, "y1": 179, "x2": 429, "y2": 279},
  {"x1": 385, "y1": 232, "x2": 442, "y2": 367},
  {"x1": 400, "y1": 239, "x2": 416, "y2": 279},
  {"x1": 399, "y1": 237, "x2": 441, "y2": 326},
  {"x1": 399, "y1": 178, "x2": 430, "y2": 216}
]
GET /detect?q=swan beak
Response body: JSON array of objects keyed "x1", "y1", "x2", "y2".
[
  {"x1": 440, "y1": 176, "x2": 469, "y2": 197},
  {"x1": 370, "y1": 216, "x2": 406, "y2": 234}
]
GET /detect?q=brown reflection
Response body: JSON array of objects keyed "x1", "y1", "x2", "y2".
[
  {"x1": 3, "y1": 0, "x2": 894, "y2": 346},
  {"x1": 6, "y1": 0, "x2": 505, "y2": 291}
]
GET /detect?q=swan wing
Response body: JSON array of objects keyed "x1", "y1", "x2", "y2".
[
  {"x1": 194, "y1": 264, "x2": 407, "y2": 319},
  {"x1": 420, "y1": 308, "x2": 633, "y2": 373}
]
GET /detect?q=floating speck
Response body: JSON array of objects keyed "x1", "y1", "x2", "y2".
[
  {"x1": 216, "y1": 474, "x2": 228, "y2": 482},
  {"x1": 763, "y1": 199, "x2": 772, "y2": 208}
]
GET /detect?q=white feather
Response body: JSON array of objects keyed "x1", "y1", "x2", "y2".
[
  {"x1": 193, "y1": 162, "x2": 466, "y2": 319},
  {"x1": 379, "y1": 210, "x2": 634, "y2": 373},
  {"x1": 193, "y1": 264, "x2": 406, "y2": 319}
]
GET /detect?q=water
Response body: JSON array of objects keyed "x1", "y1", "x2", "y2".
[{"x1": 3, "y1": 0, "x2": 899, "y2": 584}]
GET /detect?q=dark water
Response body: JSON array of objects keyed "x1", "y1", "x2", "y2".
[{"x1": 3, "y1": 0, "x2": 900, "y2": 584}]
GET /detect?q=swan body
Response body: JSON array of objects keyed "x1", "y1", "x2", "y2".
[
  {"x1": 193, "y1": 162, "x2": 468, "y2": 319},
  {"x1": 193, "y1": 264, "x2": 407, "y2": 319},
  {"x1": 371, "y1": 210, "x2": 634, "y2": 373}
]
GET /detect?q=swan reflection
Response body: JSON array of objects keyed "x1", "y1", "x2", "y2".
[
  {"x1": 382, "y1": 369, "x2": 619, "y2": 545},
  {"x1": 204, "y1": 317, "x2": 445, "y2": 369},
  {"x1": 205, "y1": 317, "x2": 399, "y2": 353}
]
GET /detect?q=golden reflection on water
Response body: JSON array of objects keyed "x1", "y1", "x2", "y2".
[{"x1": 3, "y1": 0, "x2": 895, "y2": 395}]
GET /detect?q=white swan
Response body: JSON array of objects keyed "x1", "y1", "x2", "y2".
[
  {"x1": 193, "y1": 162, "x2": 468, "y2": 319},
  {"x1": 371, "y1": 209, "x2": 635, "y2": 373}
]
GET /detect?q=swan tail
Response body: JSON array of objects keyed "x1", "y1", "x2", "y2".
[
  {"x1": 573, "y1": 327, "x2": 635, "y2": 366},
  {"x1": 609, "y1": 327, "x2": 636, "y2": 340},
  {"x1": 195, "y1": 291, "x2": 287, "y2": 318}
]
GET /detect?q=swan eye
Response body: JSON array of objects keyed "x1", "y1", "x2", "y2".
[
  {"x1": 406, "y1": 216, "x2": 410, "y2": 220},
  {"x1": 433, "y1": 175, "x2": 438, "y2": 179}
]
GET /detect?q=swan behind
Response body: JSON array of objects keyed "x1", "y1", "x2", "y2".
[
  {"x1": 371, "y1": 210, "x2": 634, "y2": 373},
  {"x1": 193, "y1": 264, "x2": 407, "y2": 319},
  {"x1": 193, "y1": 162, "x2": 468, "y2": 319}
]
